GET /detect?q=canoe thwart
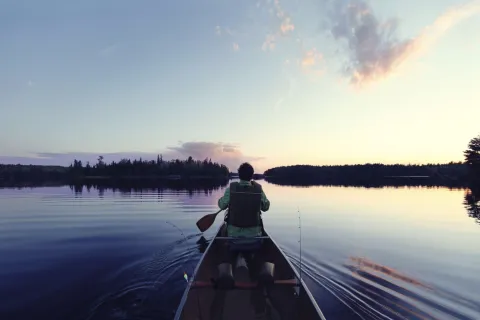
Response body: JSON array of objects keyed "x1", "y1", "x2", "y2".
[
  {"x1": 214, "y1": 236, "x2": 271, "y2": 240},
  {"x1": 190, "y1": 278, "x2": 299, "y2": 290}
]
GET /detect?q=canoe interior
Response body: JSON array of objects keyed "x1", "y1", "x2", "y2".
[{"x1": 175, "y1": 223, "x2": 325, "y2": 320}]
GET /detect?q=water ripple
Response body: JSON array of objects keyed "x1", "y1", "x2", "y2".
[
  {"x1": 285, "y1": 253, "x2": 478, "y2": 320},
  {"x1": 2, "y1": 185, "x2": 480, "y2": 320},
  {"x1": 85, "y1": 237, "x2": 199, "y2": 320}
]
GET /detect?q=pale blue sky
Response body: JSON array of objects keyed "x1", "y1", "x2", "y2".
[{"x1": 1, "y1": 0, "x2": 479, "y2": 171}]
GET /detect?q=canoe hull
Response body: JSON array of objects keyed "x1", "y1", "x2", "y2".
[{"x1": 174, "y1": 222, "x2": 326, "y2": 320}]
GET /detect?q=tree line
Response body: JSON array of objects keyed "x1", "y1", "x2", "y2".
[
  {"x1": 0, "y1": 155, "x2": 229, "y2": 186},
  {"x1": 264, "y1": 134, "x2": 480, "y2": 188},
  {"x1": 264, "y1": 162, "x2": 468, "y2": 187},
  {"x1": 0, "y1": 165, "x2": 67, "y2": 186},
  {"x1": 68, "y1": 155, "x2": 229, "y2": 180}
]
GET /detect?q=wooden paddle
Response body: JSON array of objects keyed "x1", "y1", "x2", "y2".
[{"x1": 196, "y1": 208, "x2": 225, "y2": 232}]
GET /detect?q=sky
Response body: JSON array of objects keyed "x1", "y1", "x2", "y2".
[{"x1": 1, "y1": 0, "x2": 479, "y2": 172}]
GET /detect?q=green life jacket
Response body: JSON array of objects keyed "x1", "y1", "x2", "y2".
[{"x1": 227, "y1": 181, "x2": 263, "y2": 228}]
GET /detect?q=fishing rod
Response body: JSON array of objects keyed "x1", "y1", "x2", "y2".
[
  {"x1": 165, "y1": 220, "x2": 204, "y2": 320},
  {"x1": 298, "y1": 207, "x2": 303, "y2": 297}
]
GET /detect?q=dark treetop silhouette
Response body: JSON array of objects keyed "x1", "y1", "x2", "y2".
[
  {"x1": 463, "y1": 134, "x2": 480, "y2": 220},
  {"x1": 0, "y1": 155, "x2": 229, "y2": 187},
  {"x1": 2, "y1": 134, "x2": 479, "y2": 188},
  {"x1": 263, "y1": 133, "x2": 480, "y2": 189},
  {"x1": 464, "y1": 134, "x2": 480, "y2": 185},
  {"x1": 263, "y1": 163, "x2": 468, "y2": 188}
]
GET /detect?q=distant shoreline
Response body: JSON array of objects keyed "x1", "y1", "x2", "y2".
[
  {"x1": 0, "y1": 156, "x2": 231, "y2": 187},
  {"x1": 0, "y1": 161, "x2": 475, "y2": 189},
  {"x1": 263, "y1": 163, "x2": 474, "y2": 188},
  {"x1": 73, "y1": 175, "x2": 229, "y2": 181}
]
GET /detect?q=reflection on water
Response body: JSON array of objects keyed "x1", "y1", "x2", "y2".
[
  {"x1": 67, "y1": 183, "x2": 480, "y2": 224},
  {"x1": 348, "y1": 257, "x2": 431, "y2": 290},
  {"x1": 69, "y1": 179, "x2": 227, "y2": 194},
  {"x1": 265, "y1": 177, "x2": 468, "y2": 189},
  {"x1": 464, "y1": 188, "x2": 480, "y2": 223},
  {"x1": 1, "y1": 183, "x2": 480, "y2": 320}
]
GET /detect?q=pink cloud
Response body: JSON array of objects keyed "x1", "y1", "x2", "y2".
[
  {"x1": 0, "y1": 142, "x2": 266, "y2": 172},
  {"x1": 262, "y1": 34, "x2": 276, "y2": 51},
  {"x1": 301, "y1": 49, "x2": 322, "y2": 68},
  {"x1": 325, "y1": 0, "x2": 480, "y2": 86},
  {"x1": 260, "y1": 0, "x2": 295, "y2": 51},
  {"x1": 167, "y1": 142, "x2": 264, "y2": 171},
  {"x1": 280, "y1": 17, "x2": 295, "y2": 34},
  {"x1": 300, "y1": 49, "x2": 325, "y2": 79}
]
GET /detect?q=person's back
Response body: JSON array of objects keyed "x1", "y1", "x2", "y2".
[{"x1": 218, "y1": 163, "x2": 270, "y2": 238}]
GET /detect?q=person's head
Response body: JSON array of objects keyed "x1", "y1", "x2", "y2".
[{"x1": 238, "y1": 162, "x2": 254, "y2": 181}]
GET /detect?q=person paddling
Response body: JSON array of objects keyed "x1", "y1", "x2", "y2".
[
  {"x1": 218, "y1": 162, "x2": 270, "y2": 238},
  {"x1": 215, "y1": 161, "x2": 274, "y2": 319}
]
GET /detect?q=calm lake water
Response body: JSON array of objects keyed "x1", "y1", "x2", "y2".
[{"x1": 1, "y1": 181, "x2": 480, "y2": 320}]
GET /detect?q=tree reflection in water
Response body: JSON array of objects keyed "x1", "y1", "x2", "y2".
[{"x1": 464, "y1": 187, "x2": 480, "y2": 223}]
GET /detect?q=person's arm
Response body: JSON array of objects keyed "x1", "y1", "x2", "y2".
[
  {"x1": 218, "y1": 187, "x2": 230, "y2": 210},
  {"x1": 260, "y1": 191, "x2": 270, "y2": 212}
]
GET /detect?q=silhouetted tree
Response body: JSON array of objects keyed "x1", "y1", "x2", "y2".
[
  {"x1": 61, "y1": 156, "x2": 230, "y2": 181},
  {"x1": 464, "y1": 134, "x2": 480, "y2": 184}
]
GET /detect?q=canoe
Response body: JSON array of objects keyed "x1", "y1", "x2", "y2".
[{"x1": 174, "y1": 221, "x2": 326, "y2": 320}]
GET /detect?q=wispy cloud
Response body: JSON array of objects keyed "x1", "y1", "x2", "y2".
[
  {"x1": 274, "y1": 60, "x2": 298, "y2": 111},
  {"x1": 27, "y1": 80, "x2": 35, "y2": 87},
  {"x1": 280, "y1": 17, "x2": 295, "y2": 35},
  {"x1": 99, "y1": 43, "x2": 120, "y2": 57},
  {"x1": 215, "y1": 0, "x2": 479, "y2": 87},
  {"x1": 301, "y1": 49, "x2": 322, "y2": 68},
  {"x1": 0, "y1": 142, "x2": 265, "y2": 172},
  {"x1": 215, "y1": 26, "x2": 243, "y2": 53},
  {"x1": 300, "y1": 48, "x2": 324, "y2": 79},
  {"x1": 215, "y1": 25, "x2": 234, "y2": 37},
  {"x1": 262, "y1": 34, "x2": 276, "y2": 51},
  {"x1": 324, "y1": 0, "x2": 480, "y2": 86},
  {"x1": 261, "y1": 0, "x2": 295, "y2": 51}
]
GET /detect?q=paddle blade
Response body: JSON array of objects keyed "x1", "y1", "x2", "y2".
[{"x1": 196, "y1": 213, "x2": 217, "y2": 232}]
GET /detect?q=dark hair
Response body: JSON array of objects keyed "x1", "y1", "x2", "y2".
[{"x1": 238, "y1": 162, "x2": 254, "y2": 181}]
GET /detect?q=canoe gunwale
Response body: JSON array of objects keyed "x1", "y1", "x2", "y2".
[
  {"x1": 172, "y1": 223, "x2": 223, "y2": 320},
  {"x1": 267, "y1": 233, "x2": 327, "y2": 320},
  {"x1": 173, "y1": 222, "x2": 327, "y2": 320}
]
